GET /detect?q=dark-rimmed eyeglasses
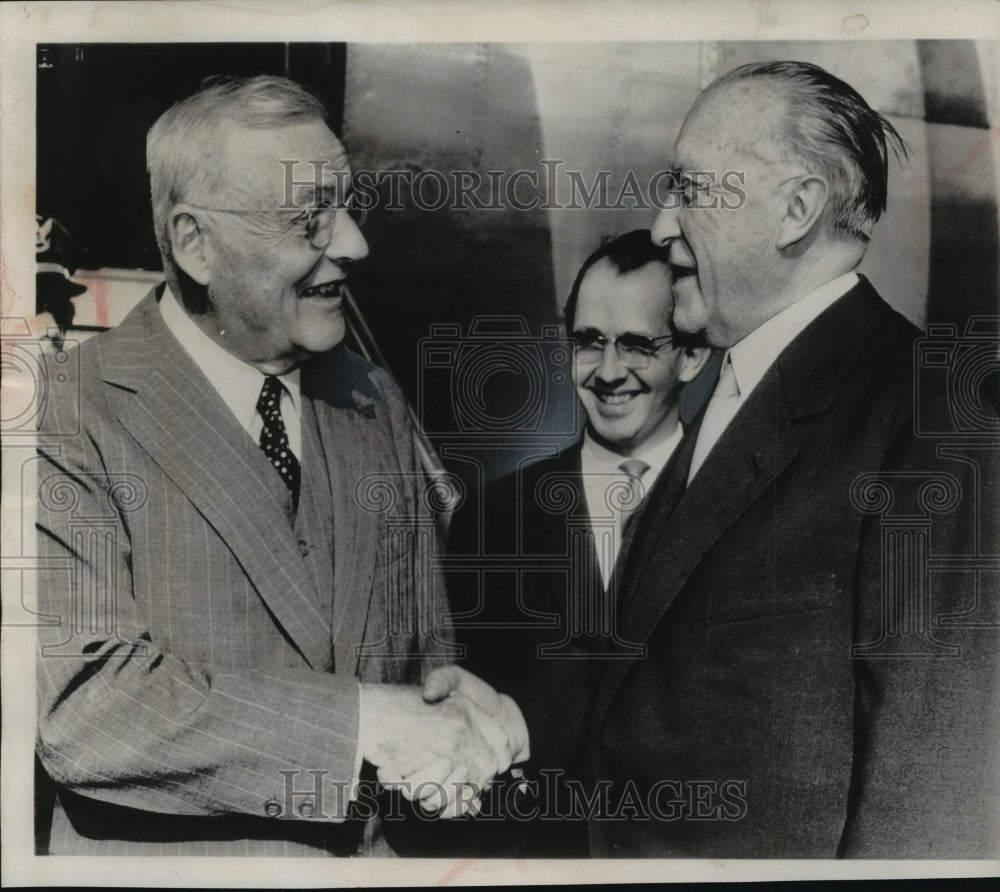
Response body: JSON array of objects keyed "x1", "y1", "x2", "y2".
[
  {"x1": 186, "y1": 194, "x2": 366, "y2": 250},
  {"x1": 570, "y1": 330, "x2": 676, "y2": 370}
]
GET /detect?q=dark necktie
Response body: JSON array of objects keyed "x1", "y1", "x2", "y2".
[{"x1": 257, "y1": 375, "x2": 301, "y2": 510}]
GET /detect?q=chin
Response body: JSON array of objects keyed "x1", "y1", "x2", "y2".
[
  {"x1": 592, "y1": 423, "x2": 640, "y2": 450},
  {"x1": 671, "y1": 294, "x2": 709, "y2": 337},
  {"x1": 298, "y1": 320, "x2": 346, "y2": 356},
  {"x1": 671, "y1": 307, "x2": 702, "y2": 337}
]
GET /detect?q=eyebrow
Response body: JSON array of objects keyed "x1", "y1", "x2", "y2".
[
  {"x1": 657, "y1": 166, "x2": 688, "y2": 192},
  {"x1": 571, "y1": 327, "x2": 664, "y2": 340},
  {"x1": 289, "y1": 174, "x2": 353, "y2": 206},
  {"x1": 676, "y1": 169, "x2": 706, "y2": 184}
]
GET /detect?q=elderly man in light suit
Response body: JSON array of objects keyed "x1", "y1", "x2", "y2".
[{"x1": 35, "y1": 75, "x2": 526, "y2": 857}]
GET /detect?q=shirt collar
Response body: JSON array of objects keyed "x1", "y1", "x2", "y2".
[
  {"x1": 580, "y1": 422, "x2": 683, "y2": 478},
  {"x1": 159, "y1": 286, "x2": 300, "y2": 431},
  {"x1": 725, "y1": 272, "x2": 858, "y2": 401}
]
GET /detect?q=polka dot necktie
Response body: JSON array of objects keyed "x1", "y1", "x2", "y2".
[{"x1": 256, "y1": 375, "x2": 301, "y2": 510}]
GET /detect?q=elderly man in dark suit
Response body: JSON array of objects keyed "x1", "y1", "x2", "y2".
[
  {"x1": 34, "y1": 75, "x2": 525, "y2": 857},
  {"x1": 582, "y1": 61, "x2": 999, "y2": 857},
  {"x1": 444, "y1": 230, "x2": 711, "y2": 855},
  {"x1": 438, "y1": 60, "x2": 1000, "y2": 859}
]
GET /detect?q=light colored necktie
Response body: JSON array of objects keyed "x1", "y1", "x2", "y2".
[
  {"x1": 603, "y1": 458, "x2": 651, "y2": 591},
  {"x1": 688, "y1": 356, "x2": 740, "y2": 483},
  {"x1": 618, "y1": 458, "x2": 651, "y2": 518}
]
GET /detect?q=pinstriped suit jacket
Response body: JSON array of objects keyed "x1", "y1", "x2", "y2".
[{"x1": 35, "y1": 288, "x2": 453, "y2": 856}]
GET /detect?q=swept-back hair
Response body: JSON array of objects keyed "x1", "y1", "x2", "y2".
[
  {"x1": 711, "y1": 60, "x2": 908, "y2": 241},
  {"x1": 146, "y1": 75, "x2": 327, "y2": 266},
  {"x1": 563, "y1": 229, "x2": 671, "y2": 332}
]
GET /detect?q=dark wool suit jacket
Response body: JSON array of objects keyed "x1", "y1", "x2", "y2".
[
  {"x1": 585, "y1": 277, "x2": 1000, "y2": 858},
  {"x1": 35, "y1": 288, "x2": 453, "y2": 856},
  {"x1": 444, "y1": 355, "x2": 723, "y2": 857},
  {"x1": 448, "y1": 442, "x2": 666, "y2": 856}
]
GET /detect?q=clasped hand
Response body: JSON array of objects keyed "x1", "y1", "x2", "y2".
[{"x1": 361, "y1": 666, "x2": 529, "y2": 818}]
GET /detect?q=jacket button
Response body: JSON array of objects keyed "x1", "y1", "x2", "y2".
[
  {"x1": 264, "y1": 799, "x2": 282, "y2": 817},
  {"x1": 298, "y1": 540, "x2": 309, "y2": 556},
  {"x1": 298, "y1": 801, "x2": 315, "y2": 818}
]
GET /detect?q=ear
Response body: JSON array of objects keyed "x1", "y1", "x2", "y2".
[
  {"x1": 776, "y1": 175, "x2": 828, "y2": 251},
  {"x1": 168, "y1": 205, "x2": 213, "y2": 286},
  {"x1": 677, "y1": 345, "x2": 712, "y2": 383}
]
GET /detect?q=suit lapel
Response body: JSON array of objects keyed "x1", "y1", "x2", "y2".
[
  {"x1": 535, "y1": 447, "x2": 600, "y2": 622},
  {"x1": 591, "y1": 366, "x2": 800, "y2": 727},
  {"x1": 309, "y1": 389, "x2": 382, "y2": 676},
  {"x1": 587, "y1": 278, "x2": 892, "y2": 734},
  {"x1": 606, "y1": 420, "x2": 700, "y2": 624},
  {"x1": 103, "y1": 291, "x2": 334, "y2": 670}
]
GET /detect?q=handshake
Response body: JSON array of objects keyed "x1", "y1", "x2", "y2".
[{"x1": 360, "y1": 666, "x2": 530, "y2": 818}]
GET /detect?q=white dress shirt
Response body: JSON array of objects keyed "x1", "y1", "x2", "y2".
[
  {"x1": 159, "y1": 286, "x2": 301, "y2": 459},
  {"x1": 688, "y1": 272, "x2": 859, "y2": 483},
  {"x1": 580, "y1": 423, "x2": 684, "y2": 588}
]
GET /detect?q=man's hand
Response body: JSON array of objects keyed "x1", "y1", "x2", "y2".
[
  {"x1": 360, "y1": 682, "x2": 515, "y2": 818},
  {"x1": 423, "y1": 665, "x2": 530, "y2": 764},
  {"x1": 375, "y1": 666, "x2": 531, "y2": 817}
]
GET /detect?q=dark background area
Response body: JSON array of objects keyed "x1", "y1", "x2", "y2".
[{"x1": 36, "y1": 43, "x2": 346, "y2": 271}]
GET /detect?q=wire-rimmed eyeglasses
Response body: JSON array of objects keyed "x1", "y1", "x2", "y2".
[
  {"x1": 570, "y1": 330, "x2": 676, "y2": 370},
  {"x1": 186, "y1": 194, "x2": 367, "y2": 250}
]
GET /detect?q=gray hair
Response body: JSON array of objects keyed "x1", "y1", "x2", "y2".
[
  {"x1": 710, "y1": 61, "x2": 907, "y2": 241},
  {"x1": 146, "y1": 75, "x2": 327, "y2": 267}
]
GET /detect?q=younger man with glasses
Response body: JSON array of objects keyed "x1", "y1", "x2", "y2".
[
  {"x1": 564, "y1": 230, "x2": 712, "y2": 589},
  {"x1": 446, "y1": 229, "x2": 711, "y2": 856}
]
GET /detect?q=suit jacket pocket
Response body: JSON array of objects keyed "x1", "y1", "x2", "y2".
[{"x1": 706, "y1": 570, "x2": 843, "y2": 626}]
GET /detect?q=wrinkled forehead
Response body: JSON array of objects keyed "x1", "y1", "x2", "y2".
[{"x1": 216, "y1": 118, "x2": 352, "y2": 208}]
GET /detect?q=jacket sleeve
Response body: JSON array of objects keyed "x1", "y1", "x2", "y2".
[
  {"x1": 840, "y1": 387, "x2": 1000, "y2": 856},
  {"x1": 35, "y1": 364, "x2": 362, "y2": 824},
  {"x1": 368, "y1": 363, "x2": 457, "y2": 681}
]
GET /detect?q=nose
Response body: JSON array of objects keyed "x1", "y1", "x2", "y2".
[
  {"x1": 651, "y1": 205, "x2": 681, "y2": 246},
  {"x1": 326, "y1": 210, "x2": 369, "y2": 263},
  {"x1": 594, "y1": 341, "x2": 629, "y2": 384}
]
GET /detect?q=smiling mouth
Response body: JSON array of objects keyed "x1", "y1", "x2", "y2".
[
  {"x1": 593, "y1": 390, "x2": 641, "y2": 405},
  {"x1": 301, "y1": 280, "x2": 344, "y2": 298}
]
